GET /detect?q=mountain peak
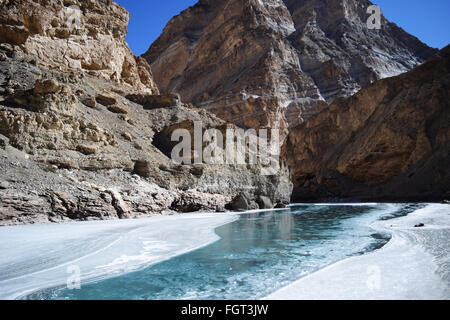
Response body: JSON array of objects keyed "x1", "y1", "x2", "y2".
[{"x1": 144, "y1": 0, "x2": 437, "y2": 133}]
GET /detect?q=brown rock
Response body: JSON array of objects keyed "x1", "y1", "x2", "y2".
[
  {"x1": 171, "y1": 190, "x2": 228, "y2": 213},
  {"x1": 190, "y1": 166, "x2": 204, "y2": 178},
  {"x1": 133, "y1": 160, "x2": 151, "y2": 178},
  {"x1": 34, "y1": 79, "x2": 61, "y2": 94},
  {"x1": 144, "y1": 0, "x2": 436, "y2": 134},
  {"x1": 107, "y1": 189, "x2": 131, "y2": 219},
  {"x1": 126, "y1": 93, "x2": 181, "y2": 110},
  {"x1": 107, "y1": 105, "x2": 129, "y2": 114},
  {"x1": 76, "y1": 145, "x2": 97, "y2": 155},
  {"x1": 283, "y1": 46, "x2": 450, "y2": 202},
  {"x1": 121, "y1": 132, "x2": 132, "y2": 141},
  {"x1": 81, "y1": 97, "x2": 97, "y2": 108},
  {"x1": 0, "y1": 0, "x2": 159, "y2": 93},
  {"x1": 227, "y1": 193, "x2": 259, "y2": 212},
  {"x1": 96, "y1": 94, "x2": 117, "y2": 106},
  {"x1": 257, "y1": 195, "x2": 274, "y2": 210}
]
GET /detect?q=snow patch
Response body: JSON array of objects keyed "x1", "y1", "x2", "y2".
[
  {"x1": 265, "y1": 204, "x2": 450, "y2": 300},
  {"x1": 0, "y1": 213, "x2": 237, "y2": 300}
]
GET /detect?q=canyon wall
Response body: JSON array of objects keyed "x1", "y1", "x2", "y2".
[
  {"x1": 0, "y1": 0, "x2": 159, "y2": 93},
  {"x1": 0, "y1": 0, "x2": 292, "y2": 226},
  {"x1": 283, "y1": 46, "x2": 450, "y2": 202},
  {"x1": 144, "y1": 0, "x2": 437, "y2": 134}
]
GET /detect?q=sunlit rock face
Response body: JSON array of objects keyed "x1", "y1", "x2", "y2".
[
  {"x1": 0, "y1": 0, "x2": 159, "y2": 93},
  {"x1": 283, "y1": 46, "x2": 450, "y2": 202},
  {"x1": 144, "y1": 0, "x2": 437, "y2": 135},
  {"x1": 283, "y1": 0, "x2": 436, "y2": 100},
  {"x1": 0, "y1": 0, "x2": 293, "y2": 226},
  {"x1": 144, "y1": 0, "x2": 302, "y2": 138}
]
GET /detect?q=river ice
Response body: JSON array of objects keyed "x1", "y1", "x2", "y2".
[
  {"x1": 0, "y1": 213, "x2": 237, "y2": 300},
  {"x1": 2, "y1": 203, "x2": 448, "y2": 300},
  {"x1": 265, "y1": 204, "x2": 450, "y2": 300}
]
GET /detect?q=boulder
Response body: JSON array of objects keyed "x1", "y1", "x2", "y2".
[
  {"x1": 275, "y1": 203, "x2": 287, "y2": 209},
  {"x1": 126, "y1": 93, "x2": 181, "y2": 110},
  {"x1": 107, "y1": 104, "x2": 129, "y2": 114},
  {"x1": 170, "y1": 190, "x2": 228, "y2": 213},
  {"x1": 96, "y1": 94, "x2": 117, "y2": 106},
  {"x1": 76, "y1": 145, "x2": 97, "y2": 155},
  {"x1": 121, "y1": 132, "x2": 132, "y2": 141},
  {"x1": 257, "y1": 195, "x2": 273, "y2": 210},
  {"x1": 107, "y1": 189, "x2": 131, "y2": 219},
  {"x1": 81, "y1": 96, "x2": 97, "y2": 108},
  {"x1": 34, "y1": 79, "x2": 60, "y2": 94},
  {"x1": 0, "y1": 181, "x2": 9, "y2": 190},
  {"x1": 228, "y1": 193, "x2": 259, "y2": 212},
  {"x1": 133, "y1": 160, "x2": 151, "y2": 178}
]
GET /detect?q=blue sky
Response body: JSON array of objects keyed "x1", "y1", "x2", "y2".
[{"x1": 115, "y1": 0, "x2": 450, "y2": 56}]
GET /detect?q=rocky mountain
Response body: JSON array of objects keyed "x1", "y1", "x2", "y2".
[
  {"x1": 0, "y1": 0, "x2": 158, "y2": 93},
  {"x1": 283, "y1": 45, "x2": 450, "y2": 202},
  {"x1": 144, "y1": 0, "x2": 437, "y2": 135},
  {"x1": 0, "y1": 0, "x2": 292, "y2": 226}
]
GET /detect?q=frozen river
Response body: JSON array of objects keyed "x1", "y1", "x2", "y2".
[{"x1": 1, "y1": 203, "x2": 447, "y2": 300}]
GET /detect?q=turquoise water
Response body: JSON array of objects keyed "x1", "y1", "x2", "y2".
[{"x1": 25, "y1": 203, "x2": 424, "y2": 300}]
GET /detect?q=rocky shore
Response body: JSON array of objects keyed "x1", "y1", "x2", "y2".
[{"x1": 0, "y1": 0, "x2": 292, "y2": 226}]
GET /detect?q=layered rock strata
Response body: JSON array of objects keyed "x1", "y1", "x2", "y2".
[
  {"x1": 0, "y1": 0, "x2": 292, "y2": 226},
  {"x1": 283, "y1": 46, "x2": 450, "y2": 202},
  {"x1": 144, "y1": 0, "x2": 437, "y2": 134}
]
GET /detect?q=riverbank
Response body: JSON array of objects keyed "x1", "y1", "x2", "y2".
[
  {"x1": 265, "y1": 204, "x2": 450, "y2": 300},
  {"x1": 0, "y1": 212, "x2": 237, "y2": 300}
]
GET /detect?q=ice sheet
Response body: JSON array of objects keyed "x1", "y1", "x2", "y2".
[
  {"x1": 0, "y1": 213, "x2": 237, "y2": 300},
  {"x1": 265, "y1": 204, "x2": 450, "y2": 300}
]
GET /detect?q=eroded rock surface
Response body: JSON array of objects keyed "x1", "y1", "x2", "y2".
[
  {"x1": 0, "y1": 0, "x2": 292, "y2": 226},
  {"x1": 0, "y1": 0, "x2": 159, "y2": 93},
  {"x1": 283, "y1": 46, "x2": 450, "y2": 202},
  {"x1": 144, "y1": 0, "x2": 436, "y2": 135}
]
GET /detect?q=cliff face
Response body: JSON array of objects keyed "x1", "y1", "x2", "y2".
[
  {"x1": 144, "y1": 0, "x2": 437, "y2": 134},
  {"x1": 144, "y1": 0, "x2": 303, "y2": 137},
  {"x1": 0, "y1": 0, "x2": 158, "y2": 93},
  {"x1": 0, "y1": 0, "x2": 292, "y2": 226},
  {"x1": 283, "y1": 0, "x2": 436, "y2": 121},
  {"x1": 283, "y1": 46, "x2": 450, "y2": 202}
]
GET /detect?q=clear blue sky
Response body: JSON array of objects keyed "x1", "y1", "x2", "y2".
[
  {"x1": 116, "y1": 0, "x2": 450, "y2": 56},
  {"x1": 115, "y1": 0, "x2": 197, "y2": 55}
]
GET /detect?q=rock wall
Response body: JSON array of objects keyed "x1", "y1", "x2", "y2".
[
  {"x1": 144, "y1": 0, "x2": 437, "y2": 134},
  {"x1": 144, "y1": 0, "x2": 303, "y2": 137},
  {"x1": 0, "y1": 0, "x2": 159, "y2": 93},
  {"x1": 0, "y1": 0, "x2": 292, "y2": 226},
  {"x1": 283, "y1": 46, "x2": 450, "y2": 202}
]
